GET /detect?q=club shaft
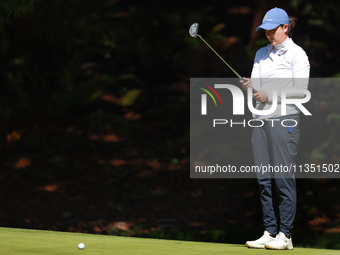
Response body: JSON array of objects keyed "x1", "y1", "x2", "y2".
[{"x1": 197, "y1": 35, "x2": 242, "y2": 80}]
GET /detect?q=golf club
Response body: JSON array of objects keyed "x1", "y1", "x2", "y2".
[{"x1": 189, "y1": 23, "x2": 256, "y2": 93}]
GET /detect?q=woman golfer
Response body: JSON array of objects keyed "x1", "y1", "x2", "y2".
[{"x1": 240, "y1": 7, "x2": 310, "y2": 250}]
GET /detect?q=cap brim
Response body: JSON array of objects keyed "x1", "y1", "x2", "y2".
[{"x1": 255, "y1": 23, "x2": 280, "y2": 31}]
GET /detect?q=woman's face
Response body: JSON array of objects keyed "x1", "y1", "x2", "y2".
[{"x1": 265, "y1": 24, "x2": 288, "y2": 46}]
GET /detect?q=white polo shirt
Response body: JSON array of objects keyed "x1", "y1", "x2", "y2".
[{"x1": 250, "y1": 37, "x2": 310, "y2": 119}]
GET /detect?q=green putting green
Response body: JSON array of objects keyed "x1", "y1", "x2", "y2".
[{"x1": 0, "y1": 227, "x2": 338, "y2": 254}]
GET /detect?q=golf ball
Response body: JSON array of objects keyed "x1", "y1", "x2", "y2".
[{"x1": 78, "y1": 243, "x2": 85, "y2": 249}]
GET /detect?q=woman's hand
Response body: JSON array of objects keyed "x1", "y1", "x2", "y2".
[
  {"x1": 253, "y1": 90, "x2": 268, "y2": 103},
  {"x1": 239, "y1": 77, "x2": 252, "y2": 91}
]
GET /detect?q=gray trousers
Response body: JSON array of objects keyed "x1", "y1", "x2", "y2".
[{"x1": 251, "y1": 114, "x2": 299, "y2": 236}]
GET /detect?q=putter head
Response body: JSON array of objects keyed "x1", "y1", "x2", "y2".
[{"x1": 189, "y1": 23, "x2": 199, "y2": 38}]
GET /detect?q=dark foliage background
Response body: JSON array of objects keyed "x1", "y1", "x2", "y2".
[{"x1": 1, "y1": 0, "x2": 340, "y2": 249}]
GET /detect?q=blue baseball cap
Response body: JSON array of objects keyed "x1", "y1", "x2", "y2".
[{"x1": 255, "y1": 7, "x2": 289, "y2": 31}]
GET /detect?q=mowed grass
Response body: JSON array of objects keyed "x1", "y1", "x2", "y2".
[{"x1": 0, "y1": 227, "x2": 339, "y2": 255}]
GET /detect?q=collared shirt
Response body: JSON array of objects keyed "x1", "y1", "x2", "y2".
[{"x1": 250, "y1": 37, "x2": 310, "y2": 119}]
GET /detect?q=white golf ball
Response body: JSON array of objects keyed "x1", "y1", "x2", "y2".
[{"x1": 78, "y1": 243, "x2": 85, "y2": 250}]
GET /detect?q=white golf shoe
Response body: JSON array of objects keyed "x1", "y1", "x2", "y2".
[
  {"x1": 245, "y1": 231, "x2": 276, "y2": 249},
  {"x1": 265, "y1": 232, "x2": 293, "y2": 250}
]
